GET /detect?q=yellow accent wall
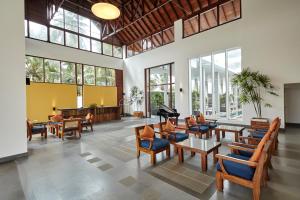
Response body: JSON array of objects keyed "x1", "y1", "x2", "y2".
[
  {"x1": 26, "y1": 83, "x2": 77, "y2": 121},
  {"x1": 83, "y1": 86, "x2": 117, "y2": 107}
]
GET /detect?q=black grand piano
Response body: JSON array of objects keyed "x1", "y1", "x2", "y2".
[{"x1": 157, "y1": 105, "x2": 180, "y2": 125}]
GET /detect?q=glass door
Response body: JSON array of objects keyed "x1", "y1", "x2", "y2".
[{"x1": 145, "y1": 63, "x2": 175, "y2": 118}]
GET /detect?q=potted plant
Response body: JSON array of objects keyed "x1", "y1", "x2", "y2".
[
  {"x1": 232, "y1": 68, "x2": 278, "y2": 124},
  {"x1": 129, "y1": 86, "x2": 144, "y2": 118}
]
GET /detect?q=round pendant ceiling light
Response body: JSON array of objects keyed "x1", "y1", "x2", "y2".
[{"x1": 91, "y1": 2, "x2": 120, "y2": 20}]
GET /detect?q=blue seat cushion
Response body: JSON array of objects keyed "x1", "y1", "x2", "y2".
[
  {"x1": 208, "y1": 123, "x2": 218, "y2": 129},
  {"x1": 32, "y1": 125, "x2": 46, "y2": 134},
  {"x1": 256, "y1": 129, "x2": 268, "y2": 133},
  {"x1": 238, "y1": 150, "x2": 253, "y2": 158},
  {"x1": 140, "y1": 138, "x2": 169, "y2": 151},
  {"x1": 169, "y1": 132, "x2": 189, "y2": 142},
  {"x1": 216, "y1": 153, "x2": 255, "y2": 180},
  {"x1": 189, "y1": 125, "x2": 209, "y2": 132}
]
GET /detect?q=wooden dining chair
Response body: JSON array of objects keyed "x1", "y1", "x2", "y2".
[
  {"x1": 58, "y1": 118, "x2": 82, "y2": 140},
  {"x1": 184, "y1": 116, "x2": 209, "y2": 139},
  {"x1": 216, "y1": 139, "x2": 272, "y2": 200},
  {"x1": 81, "y1": 113, "x2": 95, "y2": 132},
  {"x1": 195, "y1": 113, "x2": 218, "y2": 137},
  {"x1": 158, "y1": 121, "x2": 189, "y2": 153},
  {"x1": 135, "y1": 124, "x2": 170, "y2": 165},
  {"x1": 27, "y1": 120, "x2": 47, "y2": 141}
]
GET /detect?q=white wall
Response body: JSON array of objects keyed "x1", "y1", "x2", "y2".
[
  {"x1": 124, "y1": 0, "x2": 300, "y2": 128},
  {"x1": 285, "y1": 85, "x2": 300, "y2": 124},
  {"x1": 0, "y1": 1, "x2": 27, "y2": 158},
  {"x1": 26, "y1": 38, "x2": 124, "y2": 69}
]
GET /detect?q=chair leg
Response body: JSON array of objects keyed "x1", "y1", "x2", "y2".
[
  {"x1": 151, "y1": 152, "x2": 156, "y2": 165},
  {"x1": 137, "y1": 150, "x2": 140, "y2": 158},
  {"x1": 253, "y1": 185, "x2": 261, "y2": 200},
  {"x1": 174, "y1": 145, "x2": 178, "y2": 154},
  {"x1": 216, "y1": 172, "x2": 223, "y2": 192},
  {"x1": 199, "y1": 133, "x2": 202, "y2": 139},
  {"x1": 166, "y1": 147, "x2": 170, "y2": 159},
  {"x1": 206, "y1": 131, "x2": 209, "y2": 139},
  {"x1": 91, "y1": 124, "x2": 93, "y2": 132}
]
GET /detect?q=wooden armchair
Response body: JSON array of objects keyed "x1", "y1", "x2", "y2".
[
  {"x1": 81, "y1": 113, "x2": 95, "y2": 132},
  {"x1": 135, "y1": 124, "x2": 170, "y2": 165},
  {"x1": 158, "y1": 121, "x2": 189, "y2": 153},
  {"x1": 216, "y1": 139, "x2": 272, "y2": 200},
  {"x1": 27, "y1": 120, "x2": 47, "y2": 141},
  {"x1": 58, "y1": 118, "x2": 82, "y2": 140},
  {"x1": 195, "y1": 114, "x2": 218, "y2": 137},
  {"x1": 184, "y1": 116, "x2": 209, "y2": 139}
]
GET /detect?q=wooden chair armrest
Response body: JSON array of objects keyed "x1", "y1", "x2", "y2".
[
  {"x1": 227, "y1": 144, "x2": 255, "y2": 153},
  {"x1": 231, "y1": 142, "x2": 257, "y2": 148},
  {"x1": 216, "y1": 154, "x2": 257, "y2": 167}
]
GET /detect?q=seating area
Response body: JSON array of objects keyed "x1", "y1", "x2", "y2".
[{"x1": 1, "y1": 0, "x2": 300, "y2": 200}]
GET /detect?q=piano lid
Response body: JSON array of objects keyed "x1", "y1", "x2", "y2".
[{"x1": 159, "y1": 105, "x2": 176, "y2": 113}]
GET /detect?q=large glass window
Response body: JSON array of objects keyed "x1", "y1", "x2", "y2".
[
  {"x1": 183, "y1": 0, "x2": 241, "y2": 38},
  {"x1": 66, "y1": 32, "x2": 78, "y2": 48},
  {"x1": 29, "y1": 21, "x2": 47, "y2": 41},
  {"x1": 106, "y1": 69, "x2": 116, "y2": 86},
  {"x1": 213, "y1": 52, "x2": 226, "y2": 118},
  {"x1": 44, "y1": 59, "x2": 60, "y2": 83},
  {"x1": 84, "y1": 65, "x2": 95, "y2": 85},
  {"x1": 79, "y1": 36, "x2": 90, "y2": 51},
  {"x1": 91, "y1": 40, "x2": 102, "y2": 53},
  {"x1": 61, "y1": 62, "x2": 76, "y2": 84},
  {"x1": 50, "y1": 8, "x2": 64, "y2": 28},
  {"x1": 189, "y1": 48, "x2": 242, "y2": 120},
  {"x1": 91, "y1": 21, "x2": 101, "y2": 39},
  {"x1": 26, "y1": 56, "x2": 44, "y2": 82},
  {"x1": 96, "y1": 67, "x2": 106, "y2": 86},
  {"x1": 77, "y1": 64, "x2": 83, "y2": 85},
  {"x1": 103, "y1": 43, "x2": 113, "y2": 56},
  {"x1": 79, "y1": 16, "x2": 90, "y2": 36},
  {"x1": 50, "y1": 28, "x2": 64, "y2": 45},
  {"x1": 227, "y1": 48, "x2": 242, "y2": 119},
  {"x1": 64, "y1": 10, "x2": 78, "y2": 32}
]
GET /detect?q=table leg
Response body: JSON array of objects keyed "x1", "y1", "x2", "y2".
[
  {"x1": 235, "y1": 131, "x2": 239, "y2": 142},
  {"x1": 213, "y1": 148, "x2": 219, "y2": 164},
  {"x1": 191, "y1": 151, "x2": 195, "y2": 157},
  {"x1": 222, "y1": 130, "x2": 225, "y2": 138},
  {"x1": 201, "y1": 154, "x2": 208, "y2": 172},
  {"x1": 178, "y1": 147, "x2": 184, "y2": 163},
  {"x1": 216, "y1": 129, "x2": 220, "y2": 142}
]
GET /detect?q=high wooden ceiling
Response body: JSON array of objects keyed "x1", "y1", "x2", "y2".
[{"x1": 25, "y1": 0, "x2": 240, "y2": 46}]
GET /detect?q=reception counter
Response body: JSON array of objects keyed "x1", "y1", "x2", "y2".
[{"x1": 57, "y1": 106, "x2": 121, "y2": 123}]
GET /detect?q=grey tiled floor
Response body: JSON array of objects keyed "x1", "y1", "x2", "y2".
[{"x1": 1, "y1": 118, "x2": 300, "y2": 200}]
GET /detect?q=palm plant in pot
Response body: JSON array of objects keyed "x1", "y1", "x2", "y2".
[
  {"x1": 232, "y1": 68, "x2": 278, "y2": 122},
  {"x1": 129, "y1": 86, "x2": 144, "y2": 117}
]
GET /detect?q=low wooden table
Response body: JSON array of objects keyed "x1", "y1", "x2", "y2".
[
  {"x1": 175, "y1": 137, "x2": 221, "y2": 172},
  {"x1": 215, "y1": 125, "x2": 245, "y2": 142}
]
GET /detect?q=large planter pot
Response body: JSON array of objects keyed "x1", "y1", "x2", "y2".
[{"x1": 250, "y1": 118, "x2": 269, "y2": 129}]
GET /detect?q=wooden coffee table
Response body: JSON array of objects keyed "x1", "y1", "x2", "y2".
[
  {"x1": 215, "y1": 125, "x2": 245, "y2": 142},
  {"x1": 175, "y1": 137, "x2": 221, "y2": 172}
]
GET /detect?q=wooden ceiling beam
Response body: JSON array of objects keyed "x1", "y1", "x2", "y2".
[
  {"x1": 102, "y1": 0, "x2": 173, "y2": 40},
  {"x1": 170, "y1": 1, "x2": 180, "y2": 19}
]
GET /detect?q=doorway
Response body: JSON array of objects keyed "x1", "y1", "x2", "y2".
[
  {"x1": 284, "y1": 83, "x2": 300, "y2": 127},
  {"x1": 145, "y1": 63, "x2": 175, "y2": 118}
]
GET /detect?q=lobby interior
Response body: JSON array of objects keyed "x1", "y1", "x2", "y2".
[{"x1": 1, "y1": 0, "x2": 300, "y2": 200}]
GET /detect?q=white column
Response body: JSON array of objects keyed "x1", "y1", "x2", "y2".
[{"x1": 0, "y1": 0, "x2": 27, "y2": 159}]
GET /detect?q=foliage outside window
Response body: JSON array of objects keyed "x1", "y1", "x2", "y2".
[
  {"x1": 50, "y1": 28, "x2": 64, "y2": 45},
  {"x1": 106, "y1": 69, "x2": 116, "y2": 86},
  {"x1": 25, "y1": 56, "x2": 116, "y2": 87},
  {"x1": 44, "y1": 59, "x2": 60, "y2": 83},
  {"x1": 84, "y1": 65, "x2": 95, "y2": 85},
  {"x1": 26, "y1": 56, "x2": 44, "y2": 82},
  {"x1": 61, "y1": 62, "x2": 76, "y2": 84},
  {"x1": 25, "y1": 8, "x2": 122, "y2": 59},
  {"x1": 29, "y1": 21, "x2": 47, "y2": 41}
]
